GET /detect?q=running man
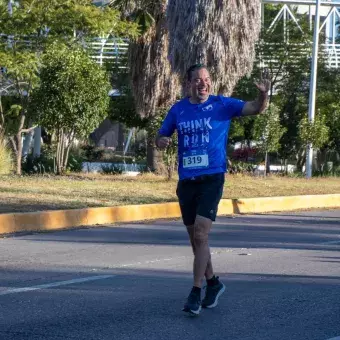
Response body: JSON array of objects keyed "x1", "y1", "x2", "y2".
[{"x1": 156, "y1": 64, "x2": 270, "y2": 315}]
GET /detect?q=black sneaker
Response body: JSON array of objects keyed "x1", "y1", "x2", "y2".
[
  {"x1": 182, "y1": 290, "x2": 202, "y2": 316},
  {"x1": 202, "y1": 278, "x2": 225, "y2": 309}
]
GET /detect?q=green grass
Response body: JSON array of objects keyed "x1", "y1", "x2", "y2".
[{"x1": 0, "y1": 173, "x2": 339, "y2": 214}]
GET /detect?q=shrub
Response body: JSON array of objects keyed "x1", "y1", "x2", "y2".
[
  {"x1": 228, "y1": 160, "x2": 256, "y2": 174},
  {"x1": 101, "y1": 164, "x2": 123, "y2": 175},
  {"x1": 67, "y1": 154, "x2": 84, "y2": 173},
  {"x1": 82, "y1": 144, "x2": 105, "y2": 162},
  {"x1": 22, "y1": 145, "x2": 55, "y2": 174},
  {"x1": 66, "y1": 146, "x2": 86, "y2": 173}
]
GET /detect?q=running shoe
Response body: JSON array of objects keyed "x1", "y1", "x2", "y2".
[{"x1": 202, "y1": 278, "x2": 225, "y2": 308}]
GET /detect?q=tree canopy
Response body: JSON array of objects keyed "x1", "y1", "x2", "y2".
[{"x1": 30, "y1": 42, "x2": 111, "y2": 174}]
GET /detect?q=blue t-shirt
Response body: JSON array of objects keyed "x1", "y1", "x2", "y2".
[{"x1": 159, "y1": 95, "x2": 245, "y2": 180}]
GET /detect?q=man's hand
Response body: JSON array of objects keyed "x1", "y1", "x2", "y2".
[
  {"x1": 255, "y1": 68, "x2": 271, "y2": 94},
  {"x1": 156, "y1": 135, "x2": 171, "y2": 149},
  {"x1": 241, "y1": 69, "x2": 271, "y2": 117}
]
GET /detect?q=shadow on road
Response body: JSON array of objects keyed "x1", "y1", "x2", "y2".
[{"x1": 12, "y1": 213, "x2": 340, "y2": 253}]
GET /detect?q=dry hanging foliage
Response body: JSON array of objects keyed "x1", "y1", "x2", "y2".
[
  {"x1": 167, "y1": 0, "x2": 261, "y2": 95},
  {"x1": 128, "y1": 0, "x2": 180, "y2": 118}
]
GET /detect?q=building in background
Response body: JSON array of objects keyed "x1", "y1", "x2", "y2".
[
  {"x1": 89, "y1": 118, "x2": 125, "y2": 150},
  {"x1": 92, "y1": 0, "x2": 111, "y2": 6},
  {"x1": 296, "y1": 3, "x2": 340, "y2": 42}
]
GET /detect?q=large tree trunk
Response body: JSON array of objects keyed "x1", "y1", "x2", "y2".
[
  {"x1": 128, "y1": 2, "x2": 179, "y2": 119},
  {"x1": 167, "y1": 0, "x2": 261, "y2": 95},
  {"x1": 146, "y1": 134, "x2": 162, "y2": 172},
  {"x1": 128, "y1": 1, "x2": 180, "y2": 171}
]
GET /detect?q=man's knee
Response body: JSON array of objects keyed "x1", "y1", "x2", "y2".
[
  {"x1": 193, "y1": 215, "x2": 211, "y2": 246},
  {"x1": 193, "y1": 231, "x2": 208, "y2": 247}
]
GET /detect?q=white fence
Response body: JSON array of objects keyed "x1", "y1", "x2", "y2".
[
  {"x1": 323, "y1": 43, "x2": 340, "y2": 68},
  {"x1": 88, "y1": 38, "x2": 129, "y2": 67},
  {"x1": 87, "y1": 38, "x2": 340, "y2": 70},
  {"x1": 258, "y1": 42, "x2": 340, "y2": 70}
]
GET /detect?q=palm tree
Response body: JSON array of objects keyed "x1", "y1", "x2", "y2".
[
  {"x1": 167, "y1": 0, "x2": 262, "y2": 95},
  {"x1": 110, "y1": 0, "x2": 180, "y2": 172},
  {"x1": 111, "y1": 0, "x2": 261, "y2": 171}
]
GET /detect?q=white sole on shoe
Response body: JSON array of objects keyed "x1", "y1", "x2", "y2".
[
  {"x1": 204, "y1": 284, "x2": 225, "y2": 309},
  {"x1": 182, "y1": 305, "x2": 202, "y2": 316}
]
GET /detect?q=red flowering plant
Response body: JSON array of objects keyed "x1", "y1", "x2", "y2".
[{"x1": 231, "y1": 146, "x2": 257, "y2": 162}]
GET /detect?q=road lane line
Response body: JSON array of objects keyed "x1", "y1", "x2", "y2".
[
  {"x1": 104, "y1": 249, "x2": 233, "y2": 269},
  {"x1": 321, "y1": 240, "x2": 340, "y2": 245},
  {"x1": 0, "y1": 249, "x2": 234, "y2": 297},
  {"x1": 0, "y1": 275, "x2": 115, "y2": 296}
]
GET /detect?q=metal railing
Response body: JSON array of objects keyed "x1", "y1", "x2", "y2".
[
  {"x1": 87, "y1": 38, "x2": 340, "y2": 70},
  {"x1": 0, "y1": 34, "x2": 130, "y2": 69},
  {"x1": 88, "y1": 37, "x2": 129, "y2": 68},
  {"x1": 262, "y1": 0, "x2": 340, "y2": 6},
  {"x1": 323, "y1": 43, "x2": 340, "y2": 67},
  {"x1": 258, "y1": 42, "x2": 340, "y2": 69},
  {"x1": 1, "y1": 38, "x2": 338, "y2": 71}
]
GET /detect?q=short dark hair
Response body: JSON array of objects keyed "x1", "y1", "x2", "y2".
[{"x1": 186, "y1": 64, "x2": 207, "y2": 81}]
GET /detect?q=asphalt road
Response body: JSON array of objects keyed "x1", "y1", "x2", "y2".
[{"x1": 1, "y1": 209, "x2": 340, "y2": 340}]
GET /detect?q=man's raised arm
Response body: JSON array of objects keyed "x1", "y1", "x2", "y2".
[{"x1": 241, "y1": 69, "x2": 271, "y2": 117}]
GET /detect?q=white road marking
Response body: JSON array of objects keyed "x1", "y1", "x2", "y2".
[
  {"x1": 105, "y1": 249, "x2": 233, "y2": 269},
  {"x1": 0, "y1": 249, "x2": 234, "y2": 297},
  {"x1": 0, "y1": 275, "x2": 114, "y2": 296},
  {"x1": 321, "y1": 240, "x2": 340, "y2": 245},
  {"x1": 117, "y1": 256, "x2": 187, "y2": 268},
  {"x1": 326, "y1": 337, "x2": 340, "y2": 340}
]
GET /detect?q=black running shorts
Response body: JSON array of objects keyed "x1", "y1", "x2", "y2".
[{"x1": 176, "y1": 172, "x2": 225, "y2": 226}]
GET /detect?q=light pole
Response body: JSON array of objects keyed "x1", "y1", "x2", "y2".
[
  {"x1": 8, "y1": 0, "x2": 13, "y2": 15},
  {"x1": 306, "y1": 0, "x2": 321, "y2": 178}
]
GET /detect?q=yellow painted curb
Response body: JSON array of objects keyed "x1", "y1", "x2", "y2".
[
  {"x1": 0, "y1": 194, "x2": 339, "y2": 235},
  {"x1": 217, "y1": 199, "x2": 234, "y2": 215},
  {"x1": 12, "y1": 209, "x2": 89, "y2": 233},
  {"x1": 0, "y1": 213, "x2": 16, "y2": 234},
  {"x1": 0, "y1": 202, "x2": 182, "y2": 235},
  {"x1": 85, "y1": 202, "x2": 181, "y2": 225},
  {"x1": 229, "y1": 194, "x2": 340, "y2": 214}
]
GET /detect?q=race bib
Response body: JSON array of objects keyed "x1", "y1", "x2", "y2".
[{"x1": 182, "y1": 149, "x2": 209, "y2": 169}]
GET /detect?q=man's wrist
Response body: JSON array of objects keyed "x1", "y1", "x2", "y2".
[
  {"x1": 258, "y1": 90, "x2": 268, "y2": 104},
  {"x1": 155, "y1": 135, "x2": 161, "y2": 148},
  {"x1": 259, "y1": 89, "x2": 269, "y2": 96},
  {"x1": 255, "y1": 91, "x2": 268, "y2": 113}
]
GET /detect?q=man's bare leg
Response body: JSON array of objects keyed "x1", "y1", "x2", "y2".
[
  {"x1": 186, "y1": 223, "x2": 214, "y2": 282},
  {"x1": 191, "y1": 215, "x2": 213, "y2": 288},
  {"x1": 183, "y1": 214, "x2": 225, "y2": 313}
]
